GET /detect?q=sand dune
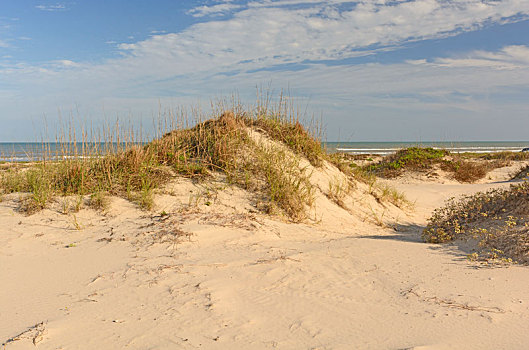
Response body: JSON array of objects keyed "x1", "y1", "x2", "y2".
[{"x1": 2, "y1": 162, "x2": 529, "y2": 350}]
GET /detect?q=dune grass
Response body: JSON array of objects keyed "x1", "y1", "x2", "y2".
[
  {"x1": 0, "y1": 98, "x2": 323, "y2": 220},
  {"x1": 328, "y1": 152, "x2": 409, "y2": 209}
]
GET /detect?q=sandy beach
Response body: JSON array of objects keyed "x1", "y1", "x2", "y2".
[{"x1": 2, "y1": 153, "x2": 529, "y2": 350}]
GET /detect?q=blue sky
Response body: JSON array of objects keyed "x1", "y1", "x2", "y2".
[{"x1": 1, "y1": 0, "x2": 529, "y2": 141}]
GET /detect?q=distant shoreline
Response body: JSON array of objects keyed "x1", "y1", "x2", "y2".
[{"x1": 324, "y1": 141, "x2": 529, "y2": 155}]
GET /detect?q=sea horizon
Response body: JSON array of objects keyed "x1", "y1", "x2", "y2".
[{"x1": 1, "y1": 140, "x2": 529, "y2": 162}]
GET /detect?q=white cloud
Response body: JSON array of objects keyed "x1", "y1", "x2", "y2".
[
  {"x1": 53, "y1": 60, "x2": 81, "y2": 68},
  {"x1": 35, "y1": 3, "x2": 67, "y2": 12},
  {"x1": 114, "y1": 0, "x2": 529, "y2": 78},
  {"x1": 428, "y1": 45, "x2": 529, "y2": 69},
  {"x1": 187, "y1": 3, "x2": 243, "y2": 17}
]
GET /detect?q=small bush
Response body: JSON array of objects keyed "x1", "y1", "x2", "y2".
[
  {"x1": 23, "y1": 168, "x2": 53, "y2": 213},
  {"x1": 447, "y1": 161, "x2": 489, "y2": 183}
]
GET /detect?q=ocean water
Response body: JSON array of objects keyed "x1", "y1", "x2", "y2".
[
  {"x1": 324, "y1": 141, "x2": 529, "y2": 155},
  {"x1": 0, "y1": 142, "x2": 142, "y2": 162},
  {"x1": 1, "y1": 141, "x2": 529, "y2": 162}
]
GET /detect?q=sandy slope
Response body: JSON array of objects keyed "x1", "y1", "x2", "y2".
[{"x1": 2, "y1": 173, "x2": 529, "y2": 349}]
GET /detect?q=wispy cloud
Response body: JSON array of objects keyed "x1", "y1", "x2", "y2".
[
  {"x1": 52, "y1": 59, "x2": 81, "y2": 68},
  {"x1": 187, "y1": 3, "x2": 242, "y2": 17},
  {"x1": 35, "y1": 3, "x2": 67, "y2": 12},
  {"x1": 118, "y1": 0, "x2": 529, "y2": 77},
  {"x1": 425, "y1": 45, "x2": 529, "y2": 69}
]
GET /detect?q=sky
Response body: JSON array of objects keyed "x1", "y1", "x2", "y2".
[{"x1": 1, "y1": 0, "x2": 529, "y2": 142}]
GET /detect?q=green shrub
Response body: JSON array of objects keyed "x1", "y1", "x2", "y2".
[{"x1": 367, "y1": 147, "x2": 448, "y2": 177}]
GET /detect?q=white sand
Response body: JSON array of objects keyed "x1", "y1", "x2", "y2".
[{"x1": 2, "y1": 167, "x2": 529, "y2": 349}]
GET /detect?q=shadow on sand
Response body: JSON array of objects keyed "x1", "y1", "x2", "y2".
[
  {"x1": 357, "y1": 222, "x2": 500, "y2": 269},
  {"x1": 357, "y1": 222, "x2": 425, "y2": 243}
]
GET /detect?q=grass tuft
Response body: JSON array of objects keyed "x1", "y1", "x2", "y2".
[
  {"x1": 89, "y1": 191, "x2": 109, "y2": 211},
  {"x1": 328, "y1": 152, "x2": 409, "y2": 208}
]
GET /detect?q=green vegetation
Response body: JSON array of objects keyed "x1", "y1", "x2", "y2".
[
  {"x1": 365, "y1": 147, "x2": 448, "y2": 177},
  {"x1": 387, "y1": 147, "x2": 447, "y2": 170},
  {"x1": 423, "y1": 181, "x2": 529, "y2": 264}
]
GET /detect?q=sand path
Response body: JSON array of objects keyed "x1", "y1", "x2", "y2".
[{"x1": 2, "y1": 180, "x2": 529, "y2": 349}]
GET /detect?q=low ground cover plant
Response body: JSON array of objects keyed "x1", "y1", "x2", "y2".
[{"x1": 422, "y1": 181, "x2": 529, "y2": 264}]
